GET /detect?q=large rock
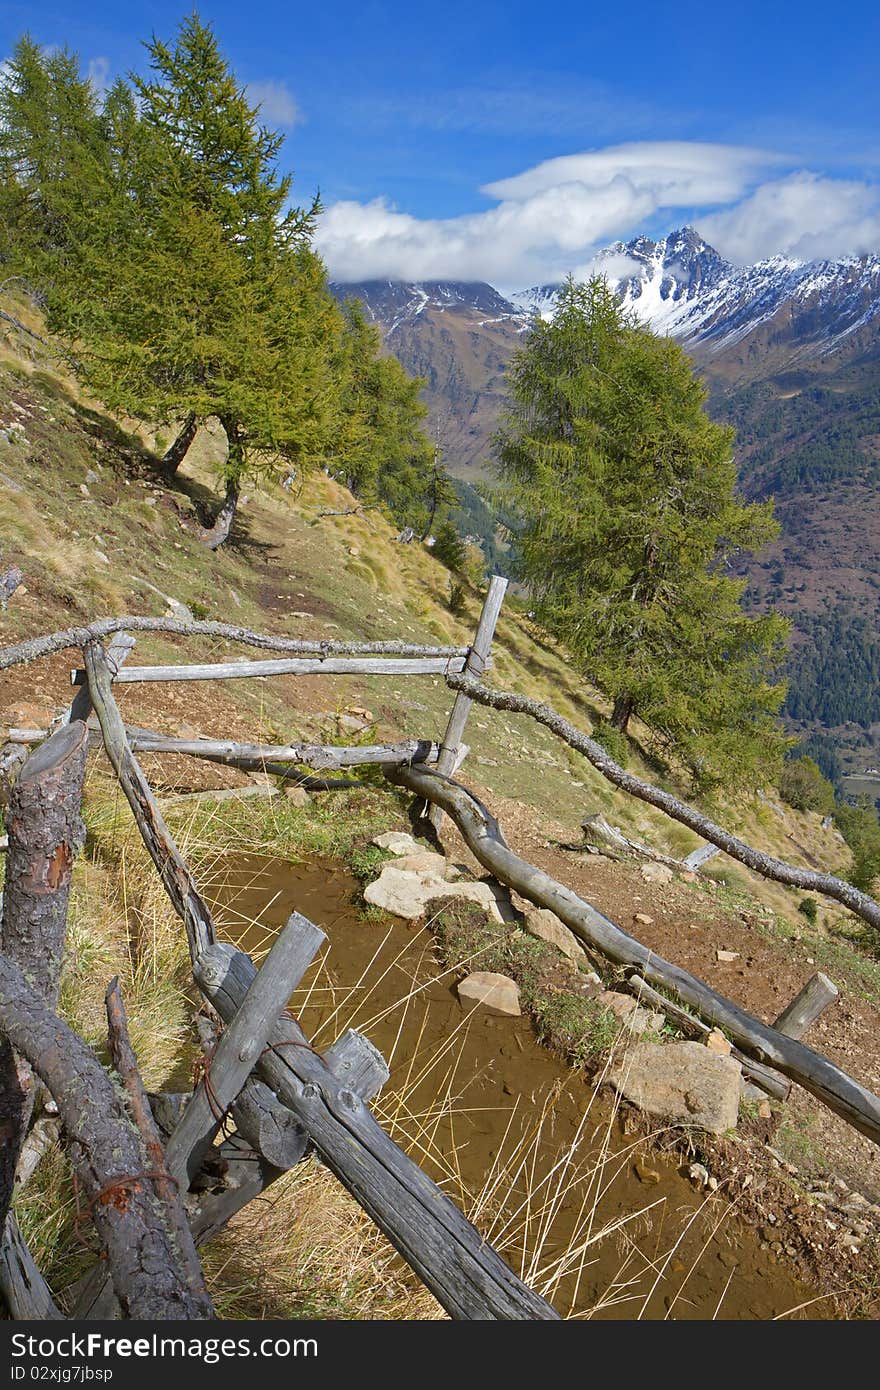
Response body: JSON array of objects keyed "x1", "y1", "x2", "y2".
[
  {"x1": 597, "y1": 990, "x2": 665, "y2": 1035},
  {"x1": 364, "y1": 866, "x2": 503, "y2": 922},
  {"x1": 372, "y1": 831, "x2": 423, "y2": 856},
  {"x1": 522, "y1": 906, "x2": 588, "y2": 966},
  {"x1": 457, "y1": 971, "x2": 521, "y2": 1016},
  {"x1": 607, "y1": 1041, "x2": 742, "y2": 1136}
]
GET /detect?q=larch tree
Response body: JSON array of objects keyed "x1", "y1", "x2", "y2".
[{"x1": 495, "y1": 275, "x2": 790, "y2": 791}]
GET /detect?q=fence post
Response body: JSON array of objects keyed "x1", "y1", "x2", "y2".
[{"x1": 429, "y1": 575, "x2": 507, "y2": 833}]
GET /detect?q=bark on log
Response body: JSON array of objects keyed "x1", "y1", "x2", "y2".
[
  {"x1": 82, "y1": 641, "x2": 215, "y2": 961},
  {"x1": 0, "y1": 566, "x2": 23, "y2": 610},
  {"x1": 389, "y1": 765, "x2": 880, "y2": 1146},
  {"x1": 429, "y1": 575, "x2": 506, "y2": 833},
  {"x1": 0, "y1": 617, "x2": 468, "y2": 671},
  {"x1": 164, "y1": 912, "x2": 325, "y2": 1187},
  {"x1": 105, "y1": 978, "x2": 210, "y2": 1311},
  {"x1": 0, "y1": 951, "x2": 214, "y2": 1319},
  {"x1": 72, "y1": 655, "x2": 467, "y2": 683},
  {"x1": 195, "y1": 942, "x2": 558, "y2": 1320},
  {"x1": 117, "y1": 729, "x2": 440, "y2": 772},
  {"x1": 443, "y1": 675, "x2": 880, "y2": 936},
  {"x1": 0, "y1": 721, "x2": 88, "y2": 1241},
  {"x1": 0, "y1": 743, "x2": 29, "y2": 811},
  {"x1": 66, "y1": 631, "x2": 135, "y2": 725}
]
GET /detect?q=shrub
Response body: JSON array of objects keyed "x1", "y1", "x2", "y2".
[
  {"x1": 590, "y1": 719, "x2": 629, "y2": 768},
  {"x1": 798, "y1": 897, "x2": 819, "y2": 925},
  {"x1": 778, "y1": 756, "x2": 836, "y2": 814}
]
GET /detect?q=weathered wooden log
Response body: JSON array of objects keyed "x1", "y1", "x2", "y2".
[
  {"x1": 66, "y1": 630, "x2": 135, "y2": 724},
  {"x1": 739, "y1": 972, "x2": 841, "y2": 1103},
  {"x1": 624, "y1": 974, "x2": 790, "y2": 1101},
  {"x1": 72, "y1": 654, "x2": 467, "y2": 684},
  {"x1": 389, "y1": 765, "x2": 880, "y2": 1146},
  {"x1": 0, "y1": 1215, "x2": 63, "y2": 1319},
  {"x1": 773, "y1": 972, "x2": 839, "y2": 1038},
  {"x1": 106, "y1": 977, "x2": 210, "y2": 1311},
  {"x1": 684, "y1": 842, "x2": 721, "y2": 871},
  {"x1": 0, "y1": 720, "x2": 88, "y2": 1240},
  {"x1": 195, "y1": 941, "x2": 558, "y2": 1320},
  {"x1": 443, "y1": 675, "x2": 880, "y2": 935},
  {"x1": 191, "y1": 1028, "x2": 391, "y2": 1245},
  {"x1": 0, "y1": 565, "x2": 23, "y2": 610},
  {"x1": 0, "y1": 950, "x2": 214, "y2": 1319},
  {"x1": 0, "y1": 617, "x2": 469, "y2": 671},
  {"x1": 164, "y1": 912, "x2": 325, "y2": 1187},
  {"x1": 429, "y1": 575, "x2": 507, "y2": 833},
  {"x1": 82, "y1": 641, "x2": 215, "y2": 960},
  {"x1": 120, "y1": 728, "x2": 440, "y2": 772}
]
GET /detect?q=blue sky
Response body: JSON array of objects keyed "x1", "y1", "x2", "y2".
[{"x1": 3, "y1": 1, "x2": 880, "y2": 285}]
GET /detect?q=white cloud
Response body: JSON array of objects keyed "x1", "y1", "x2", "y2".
[
  {"x1": 317, "y1": 142, "x2": 880, "y2": 286},
  {"x1": 317, "y1": 141, "x2": 779, "y2": 286},
  {"x1": 697, "y1": 172, "x2": 880, "y2": 264},
  {"x1": 247, "y1": 79, "x2": 302, "y2": 129}
]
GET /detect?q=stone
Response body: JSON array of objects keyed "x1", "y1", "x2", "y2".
[
  {"x1": 283, "y1": 784, "x2": 311, "y2": 806},
  {"x1": 633, "y1": 912, "x2": 654, "y2": 926},
  {"x1": 345, "y1": 706, "x2": 373, "y2": 721},
  {"x1": 757, "y1": 1099, "x2": 772, "y2": 1119},
  {"x1": 688, "y1": 1162, "x2": 710, "y2": 1188},
  {"x1": 392, "y1": 851, "x2": 460, "y2": 881},
  {"x1": 705, "y1": 1029, "x2": 732, "y2": 1055},
  {"x1": 679, "y1": 870, "x2": 698, "y2": 883},
  {"x1": 716, "y1": 949, "x2": 740, "y2": 963},
  {"x1": 248, "y1": 771, "x2": 276, "y2": 787},
  {"x1": 606, "y1": 1041, "x2": 742, "y2": 1136},
  {"x1": 364, "y1": 867, "x2": 431, "y2": 919},
  {"x1": 364, "y1": 866, "x2": 504, "y2": 923},
  {"x1": 597, "y1": 990, "x2": 665, "y2": 1035},
  {"x1": 428, "y1": 880, "x2": 504, "y2": 923},
  {"x1": 640, "y1": 862, "x2": 673, "y2": 885},
  {"x1": 457, "y1": 972, "x2": 521, "y2": 1016},
  {"x1": 522, "y1": 906, "x2": 588, "y2": 966},
  {"x1": 372, "y1": 831, "x2": 422, "y2": 856}
]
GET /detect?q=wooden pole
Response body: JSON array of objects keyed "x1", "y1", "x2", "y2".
[
  {"x1": 442, "y1": 674, "x2": 880, "y2": 935},
  {"x1": 429, "y1": 575, "x2": 507, "y2": 833},
  {"x1": 71, "y1": 654, "x2": 467, "y2": 685},
  {"x1": 83, "y1": 641, "x2": 216, "y2": 961},
  {"x1": 1, "y1": 617, "x2": 469, "y2": 671},
  {"x1": 773, "y1": 972, "x2": 839, "y2": 1038},
  {"x1": 390, "y1": 765, "x2": 880, "y2": 1147}
]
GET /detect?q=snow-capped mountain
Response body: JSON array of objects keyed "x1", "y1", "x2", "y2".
[{"x1": 512, "y1": 227, "x2": 880, "y2": 364}]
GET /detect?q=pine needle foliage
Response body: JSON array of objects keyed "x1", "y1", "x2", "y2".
[{"x1": 495, "y1": 276, "x2": 790, "y2": 791}]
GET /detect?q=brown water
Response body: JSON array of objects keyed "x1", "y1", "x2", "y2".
[{"x1": 204, "y1": 853, "x2": 825, "y2": 1321}]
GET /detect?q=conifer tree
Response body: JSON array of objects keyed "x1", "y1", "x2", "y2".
[{"x1": 495, "y1": 276, "x2": 790, "y2": 790}]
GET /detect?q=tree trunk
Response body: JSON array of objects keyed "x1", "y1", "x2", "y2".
[
  {"x1": 161, "y1": 414, "x2": 198, "y2": 479},
  {"x1": 610, "y1": 693, "x2": 635, "y2": 733},
  {"x1": 201, "y1": 417, "x2": 242, "y2": 550},
  {"x1": 0, "y1": 721, "x2": 88, "y2": 1241}
]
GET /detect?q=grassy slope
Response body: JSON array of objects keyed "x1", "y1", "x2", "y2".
[{"x1": 0, "y1": 319, "x2": 860, "y2": 923}]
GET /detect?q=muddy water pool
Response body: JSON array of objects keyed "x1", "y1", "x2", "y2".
[{"x1": 204, "y1": 852, "x2": 824, "y2": 1320}]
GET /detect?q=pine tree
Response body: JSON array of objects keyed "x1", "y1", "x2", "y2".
[
  {"x1": 495, "y1": 276, "x2": 790, "y2": 791},
  {"x1": 0, "y1": 16, "x2": 341, "y2": 546}
]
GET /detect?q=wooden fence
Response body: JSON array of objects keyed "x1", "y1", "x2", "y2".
[{"x1": 3, "y1": 574, "x2": 880, "y2": 1320}]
